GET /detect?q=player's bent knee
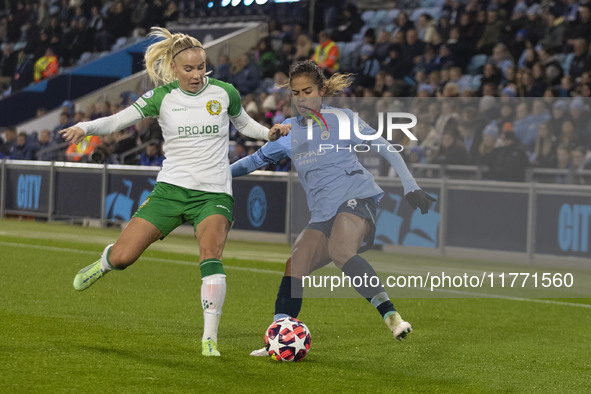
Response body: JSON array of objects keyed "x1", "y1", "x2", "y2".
[{"x1": 327, "y1": 243, "x2": 355, "y2": 268}]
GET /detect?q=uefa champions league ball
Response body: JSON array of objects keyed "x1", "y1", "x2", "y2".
[{"x1": 264, "y1": 317, "x2": 311, "y2": 362}]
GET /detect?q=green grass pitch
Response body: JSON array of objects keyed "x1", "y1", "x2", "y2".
[{"x1": 1, "y1": 219, "x2": 590, "y2": 393}]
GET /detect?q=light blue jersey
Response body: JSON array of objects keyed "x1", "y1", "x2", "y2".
[
  {"x1": 232, "y1": 106, "x2": 420, "y2": 221},
  {"x1": 232, "y1": 106, "x2": 422, "y2": 223}
]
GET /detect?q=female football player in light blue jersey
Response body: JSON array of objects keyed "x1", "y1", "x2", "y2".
[
  {"x1": 232, "y1": 60, "x2": 435, "y2": 356},
  {"x1": 59, "y1": 27, "x2": 290, "y2": 357}
]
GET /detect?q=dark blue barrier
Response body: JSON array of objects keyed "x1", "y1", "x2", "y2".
[
  {"x1": 446, "y1": 189, "x2": 528, "y2": 252},
  {"x1": 536, "y1": 194, "x2": 591, "y2": 258}
]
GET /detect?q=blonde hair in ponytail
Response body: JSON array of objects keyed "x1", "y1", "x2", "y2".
[{"x1": 144, "y1": 27, "x2": 204, "y2": 86}]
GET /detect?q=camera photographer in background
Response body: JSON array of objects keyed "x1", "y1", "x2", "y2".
[{"x1": 65, "y1": 134, "x2": 102, "y2": 162}]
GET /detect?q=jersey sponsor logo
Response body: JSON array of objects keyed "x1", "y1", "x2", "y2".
[
  {"x1": 142, "y1": 90, "x2": 154, "y2": 98},
  {"x1": 172, "y1": 107, "x2": 187, "y2": 112},
  {"x1": 206, "y1": 99, "x2": 222, "y2": 116},
  {"x1": 347, "y1": 199, "x2": 357, "y2": 209},
  {"x1": 136, "y1": 98, "x2": 147, "y2": 108},
  {"x1": 247, "y1": 186, "x2": 267, "y2": 228},
  {"x1": 177, "y1": 125, "x2": 220, "y2": 137}
]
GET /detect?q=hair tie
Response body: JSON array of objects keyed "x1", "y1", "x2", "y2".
[{"x1": 172, "y1": 45, "x2": 203, "y2": 59}]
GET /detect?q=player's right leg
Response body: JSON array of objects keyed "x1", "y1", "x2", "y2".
[
  {"x1": 250, "y1": 229, "x2": 330, "y2": 356},
  {"x1": 73, "y1": 217, "x2": 163, "y2": 291}
]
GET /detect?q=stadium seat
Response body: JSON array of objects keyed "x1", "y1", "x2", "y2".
[
  {"x1": 386, "y1": 9, "x2": 400, "y2": 22},
  {"x1": 361, "y1": 10, "x2": 376, "y2": 25},
  {"x1": 111, "y1": 37, "x2": 128, "y2": 51},
  {"x1": 466, "y1": 54, "x2": 488, "y2": 75},
  {"x1": 470, "y1": 74, "x2": 482, "y2": 91},
  {"x1": 561, "y1": 52, "x2": 574, "y2": 75},
  {"x1": 372, "y1": 10, "x2": 388, "y2": 27}
]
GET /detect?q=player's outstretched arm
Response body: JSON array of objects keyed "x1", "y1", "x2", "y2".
[
  {"x1": 58, "y1": 105, "x2": 142, "y2": 144},
  {"x1": 231, "y1": 152, "x2": 267, "y2": 177},
  {"x1": 368, "y1": 137, "x2": 436, "y2": 214},
  {"x1": 230, "y1": 110, "x2": 291, "y2": 141}
]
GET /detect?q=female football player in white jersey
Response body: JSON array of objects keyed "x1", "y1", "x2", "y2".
[
  {"x1": 231, "y1": 60, "x2": 435, "y2": 356},
  {"x1": 58, "y1": 27, "x2": 290, "y2": 357}
]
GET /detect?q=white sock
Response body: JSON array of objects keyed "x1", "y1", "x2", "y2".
[
  {"x1": 201, "y1": 273, "x2": 226, "y2": 342},
  {"x1": 100, "y1": 244, "x2": 114, "y2": 272}
]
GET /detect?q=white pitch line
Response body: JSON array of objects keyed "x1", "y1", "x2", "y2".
[{"x1": 1, "y1": 240, "x2": 590, "y2": 309}]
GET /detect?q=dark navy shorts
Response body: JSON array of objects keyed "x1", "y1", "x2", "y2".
[{"x1": 305, "y1": 197, "x2": 378, "y2": 253}]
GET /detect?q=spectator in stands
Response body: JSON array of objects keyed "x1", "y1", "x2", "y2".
[
  {"x1": 476, "y1": 8, "x2": 503, "y2": 55},
  {"x1": 529, "y1": 63, "x2": 548, "y2": 97},
  {"x1": 571, "y1": 145, "x2": 588, "y2": 171},
  {"x1": 442, "y1": 0, "x2": 465, "y2": 25},
  {"x1": 555, "y1": 144, "x2": 572, "y2": 183},
  {"x1": 10, "y1": 50, "x2": 34, "y2": 93},
  {"x1": 382, "y1": 44, "x2": 412, "y2": 80},
  {"x1": 228, "y1": 142, "x2": 247, "y2": 164},
  {"x1": 540, "y1": 8, "x2": 566, "y2": 54},
  {"x1": 524, "y1": 4, "x2": 545, "y2": 45},
  {"x1": 332, "y1": 3, "x2": 362, "y2": 42},
  {"x1": 559, "y1": 119, "x2": 582, "y2": 150},
  {"x1": 0, "y1": 126, "x2": 17, "y2": 157},
  {"x1": 214, "y1": 54, "x2": 231, "y2": 82},
  {"x1": 163, "y1": 1, "x2": 180, "y2": 24},
  {"x1": 393, "y1": 11, "x2": 414, "y2": 36},
  {"x1": 230, "y1": 53, "x2": 260, "y2": 95},
  {"x1": 372, "y1": 30, "x2": 390, "y2": 63},
  {"x1": 62, "y1": 17, "x2": 92, "y2": 67},
  {"x1": 36, "y1": 129, "x2": 56, "y2": 161},
  {"x1": 256, "y1": 36, "x2": 277, "y2": 80},
  {"x1": 565, "y1": 4, "x2": 591, "y2": 44},
  {"x1": 538, "y1": 46, "x2": 564, "y2": 87},
  {"x1": 0, "y1": 43, "x2": 17, "y2": 87},
  {"x1": 488, "y1": 125, "x2": 529, "y2": 182},
  {"x1": 430, "y1": 126, "x2": 469, "y2": 166},
  {"x1": 139, "y1": 142, "x2": 164, "y2": 166},
  {"x1": 11, "y1": 131, "x2": 34, "y2": 160},
  {"x1": 532, "y1": 122, "x2": 558, "y2": 168},
  {"x1": 294, "y1": 34, "x2": 313, "y2": 62},
  {"x1": 276, "y1": 36, "x2": 296, "y2": 75},
  {"x1": 417, "y1": 13, "x2": 437, "y2": 44},
  {"x1": 33, "y1": 47, "x2": 58, "y2": 83},
  {"x1": 356, "y1": 44, "x2": 380, "y2": 89},
  {"x1": 103, "y1": 1, "x2": 132, "y2": 49},
  {"x1": 548, "y1": 100, "x2": 568, "y2": 136},
  {"x1": 569, "y1": 38, "x2": 591, "y2": 80},
  {"x1": 312, "y1": 30, "x2": 340, "y2": 75},
  {"x1": 478, "y1": 63, "x2": 502, "y2": 96},
  {"x1": 458, "y1": 107, "x2": 484, "y2": 163},
  {"x1": 474, "y1": 121, "x2": 499, "y2": 167},
  {"x1": 489, "y1": 43, "x2": 514, "y2": 79},
  {"x1": 404, "y1": 28, "x2": 426, "y2": 62}
]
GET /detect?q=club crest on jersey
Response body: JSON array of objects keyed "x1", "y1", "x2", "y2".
[
  {"x1": 321, "y1": 130, "x2": 330, "y2": 140},
  {"x1": 207, "y1": 100, "x2": 221, "y2": 116},
  {"x1": 347, "y1": 199, "x2": 357, "y2": 209}
]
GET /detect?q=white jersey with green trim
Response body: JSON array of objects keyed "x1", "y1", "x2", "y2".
[{"x1": 132, "y1": 77, "x2": 242, "y2": 195}]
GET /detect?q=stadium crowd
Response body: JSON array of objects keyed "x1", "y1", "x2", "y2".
[{"x1": 1, "y1": 0, "x2": 591, "y2": 183}]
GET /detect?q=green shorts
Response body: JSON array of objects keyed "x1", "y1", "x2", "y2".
[{"x1": 133, "y1": 182, "x2": 234, "y2": 238}]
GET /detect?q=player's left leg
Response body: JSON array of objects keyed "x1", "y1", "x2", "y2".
[
  {"x1": 329, "y1": 212, "x2": 412, "y2": 341},
  {"x1": 195, "y1": 213, "x2": 231, "y2": 357}
]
